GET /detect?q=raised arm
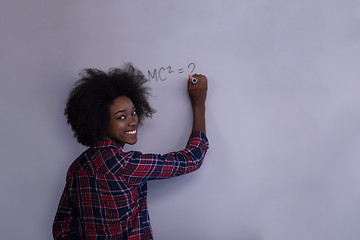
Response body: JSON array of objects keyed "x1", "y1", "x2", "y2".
[
  {"x1": 188, "y1": 74, "x2": 208, "y2": 135},
  {"x1": 117, "y1": 74, "x2": 209, "y2": 185}
]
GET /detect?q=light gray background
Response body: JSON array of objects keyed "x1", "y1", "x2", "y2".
[{"x1": 1, "y1": 0, "x2": 360, "y2": 239}]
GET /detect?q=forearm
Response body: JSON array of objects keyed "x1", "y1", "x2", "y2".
[
  {"x1": 192, "y1": 104, "x2": 206, "y2": 135},
  {"x1": 121, "y1": 131, "x2": 209, "y2": 184}
]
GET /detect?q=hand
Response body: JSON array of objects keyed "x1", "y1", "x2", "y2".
[
  {"x1": 188, "y1": 74, "x2": 207, "y2": 134},
  {"x1": 188, "y1": 74, "x2": 208, "y2": 107}
]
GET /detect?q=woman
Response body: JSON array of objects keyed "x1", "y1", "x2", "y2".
[{"x1": 53, "y1": 63, "x2": 209, "y2": 239}]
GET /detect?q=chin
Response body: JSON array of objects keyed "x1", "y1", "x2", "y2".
[{"x1": 127, "y1": 139, "x2": 137, "y2": 145}]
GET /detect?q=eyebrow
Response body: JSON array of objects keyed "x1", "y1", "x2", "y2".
[
  {"x1": 113, "y1": 109, "x2": 126, "y2": 115},
  {"x1": 113, "y1": 106, "x2": 136, "y2": 115}
]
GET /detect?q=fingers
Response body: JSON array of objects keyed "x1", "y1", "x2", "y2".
[
  {"x1": 188, "y1": 74, "x2": 207, "y2": 86},
  {"x1": 187, "y1": 73, "x2": 208, "y2": 106},
  {"x1": 188, "y1": 74, "x2": 192, "y2": 87}
]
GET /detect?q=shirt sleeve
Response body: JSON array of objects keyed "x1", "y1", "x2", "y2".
[
  {"x1": 53, "y1": 175, "x2": 80, "y2": 240},
  {"x1": 120, "y1": 131, "x2": 209, "y2": 186}
]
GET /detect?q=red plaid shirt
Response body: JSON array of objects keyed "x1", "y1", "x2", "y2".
[{"x1": 53, "y1": 131, "x2": 209, "y2": 239}]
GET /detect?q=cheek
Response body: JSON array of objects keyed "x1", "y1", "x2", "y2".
[{"x1": 107, "y1": 120, "x2": 121, "y2": 136}]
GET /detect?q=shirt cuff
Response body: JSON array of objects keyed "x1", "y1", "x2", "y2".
[{"x1": 190, "y1": 131, "x2": 209, "y2": 145}]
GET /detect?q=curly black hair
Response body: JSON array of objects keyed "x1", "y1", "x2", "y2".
[{"x1": 65, "y1": 63, "x2": 155, "y2": 147}]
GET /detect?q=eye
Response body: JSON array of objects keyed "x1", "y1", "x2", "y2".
[
  {"x1": 117, "y1": 115, "x2": 126, "y2": 120},
  {"x1": 132, "y1": 110, "x2": 137, "y2": 116}
]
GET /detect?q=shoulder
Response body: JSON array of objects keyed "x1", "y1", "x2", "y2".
[
  {"x1": 65, "y1": 141, "x2": 123, "y2": 176},
  {"x1": 91, "y1": 140, "x2": 143, "y2": 175}
]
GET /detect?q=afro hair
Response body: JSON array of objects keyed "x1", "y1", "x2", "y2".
[{"x1": 64, "y1": 63, "x2": 155, "y2": 147}]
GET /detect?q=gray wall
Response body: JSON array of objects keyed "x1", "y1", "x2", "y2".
[{"x1": 1, "y1": 0, "x2": 360, "y2": 239}]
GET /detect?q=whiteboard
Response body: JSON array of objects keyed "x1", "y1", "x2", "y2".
[{"x1": 1, "y1": 0, "x2": 360, "y2": 239}]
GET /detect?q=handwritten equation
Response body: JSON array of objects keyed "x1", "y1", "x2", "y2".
[{"x1": 147, "y1": 63, "x2": 196, "y2": 82}]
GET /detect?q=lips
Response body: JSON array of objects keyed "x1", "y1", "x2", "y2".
[{"x1": 125, "y1": 129, "x2": 137, "y2": 135}]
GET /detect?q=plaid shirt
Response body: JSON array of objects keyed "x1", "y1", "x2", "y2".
[{"x1": 53, "y1": 131, "x2": 209, "y2": 239}]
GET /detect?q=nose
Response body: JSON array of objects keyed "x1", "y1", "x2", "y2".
[{"x1": 129, "y1": 115, "x2": 138, "y2": 127}]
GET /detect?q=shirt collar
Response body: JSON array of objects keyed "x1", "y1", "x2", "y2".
[{"x1": 93, "y1": 139, "x2": 123, "y2": 149}]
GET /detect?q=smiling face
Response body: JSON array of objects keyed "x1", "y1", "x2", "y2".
[{"x1": 107, "y1": 96, "x2": 138, "y2": 147}]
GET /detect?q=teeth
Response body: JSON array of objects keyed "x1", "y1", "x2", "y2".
[{"x1": 126, "y1": 130, "x2": 137, "y2": 134}]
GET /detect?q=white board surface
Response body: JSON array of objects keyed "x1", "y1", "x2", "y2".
[{"x1": 1, "y1": 0, "x2": 360, "y2": 239}]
